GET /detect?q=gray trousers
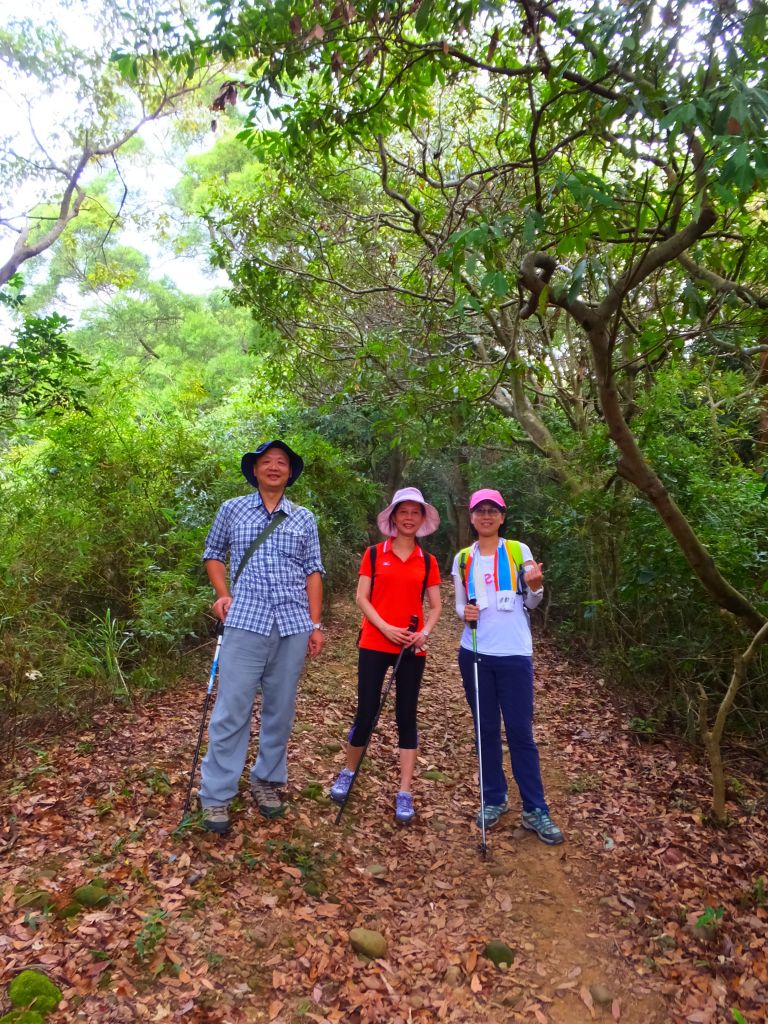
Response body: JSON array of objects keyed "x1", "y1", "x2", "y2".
[{"x1": 199, "y1": 624, "x2": 310, "y2": 805}]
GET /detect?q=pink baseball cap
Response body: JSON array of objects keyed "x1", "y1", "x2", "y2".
[
  {"x1": 469, "y1": 488, "x2": 506, "y2": 511},
  {"x1": 377, "y1": 486, "x2": 440, "y2": 537}
]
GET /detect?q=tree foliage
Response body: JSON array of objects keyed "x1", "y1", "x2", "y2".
[
  {"x1": 2, "y1": 1, "x2": 768, "y2": 815},
  {"x1": 0, "y1": 277, "x2": 91, "y2": 425},
  {"x1": 169, "y1": 0, "x2": 768, "y2": 812}
]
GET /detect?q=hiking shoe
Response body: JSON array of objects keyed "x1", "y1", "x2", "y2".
[
  {"x1": 201, "y1": 805, "x2": 230, "y2": 834},
  {"x1": 329, "y1": 767, "x2": 355, "y2": 804},
  {"x1": 521, "y1": 808, "x2": 564, "y2": 845},
  {"x1": 395, "y1": 791, "x2": 416, "y2": 824},
  {"x1": 476, "y1": 800, "x2": 509, "y2": 829},
  {"x1": 251, "y1": 779, "x2": 285, "y2": 819}
]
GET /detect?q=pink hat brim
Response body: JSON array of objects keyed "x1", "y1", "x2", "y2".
[
  {"x1": 376, "y1": 486, "x2": 440, "y2": 537},
  {"x1": 469, "y1": 488, "x2": 506, "y2": 510}
]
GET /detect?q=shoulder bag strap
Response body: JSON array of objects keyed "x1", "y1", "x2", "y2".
[{"x1": 232, "y1": 510, "x2": 288, "y2": 587}]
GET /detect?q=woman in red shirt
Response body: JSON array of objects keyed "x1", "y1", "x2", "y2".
[{"x1": 330, "y1": 487, "x2": 442, "y2": 823}]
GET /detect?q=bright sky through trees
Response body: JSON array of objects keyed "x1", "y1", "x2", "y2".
[{"x1": 0, "y1": 0, "x2": 225, "y2": 324}]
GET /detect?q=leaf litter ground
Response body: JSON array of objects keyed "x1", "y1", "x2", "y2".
[{"x1": 1, "y1": 597, "x2": 767, "y2": 1023}]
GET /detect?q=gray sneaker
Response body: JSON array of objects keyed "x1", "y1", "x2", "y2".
[
  {"x1": 476, "y1": 799, "x2": 509, "y2": 829},
  {"x1": 252, "y1": 779, "x2": 285, "y2": 819},
  {"x1": 201, "y1": 805, "x2": 230, "y2": 834},
  {"x1": 521, "y1": 808, "x2": 564, "y2": 845}
]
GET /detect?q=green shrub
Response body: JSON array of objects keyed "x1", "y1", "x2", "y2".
[{"x1": 0, "y1": 367, "x2": 378, "y2": 751}]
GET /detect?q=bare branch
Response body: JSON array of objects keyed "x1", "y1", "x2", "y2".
[
  {"x1": 678, "y1": 252, "x2": 768, "y2": 309},
  {"x1": 597, "y1": 207, "x2": 718, "y2": 322}
]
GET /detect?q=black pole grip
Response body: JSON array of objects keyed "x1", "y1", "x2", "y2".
[
  {"x1": 406, "y1": 615, "x2": 419, "y2": 651},
  {"x1": 468, "y1": 597, "x2": 478, "y2": 631}
]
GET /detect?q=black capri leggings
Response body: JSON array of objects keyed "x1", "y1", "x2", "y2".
[{"x1": 348, "y1": 648, "x2": 426, "y2": 749}]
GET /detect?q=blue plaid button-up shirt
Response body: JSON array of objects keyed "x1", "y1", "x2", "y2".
[{"x1": 203, "y1": 491, "x2": 324, "y2": 636}]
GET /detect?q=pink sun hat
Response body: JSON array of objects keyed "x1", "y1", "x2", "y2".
[
  {"x1": 469, "y1": 488, "x2": 506, "y2": 511},
  {"x1": 376, "y1": 486, "x2": 441, "y2": 537}
]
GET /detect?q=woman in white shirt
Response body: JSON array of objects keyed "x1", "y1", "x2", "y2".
[{"x1": 452, "y1": 488, "x2": 563, "y2": 844}]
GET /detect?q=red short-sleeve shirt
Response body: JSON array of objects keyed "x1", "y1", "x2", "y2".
[{"x1": 358, "y1": 539, "x2": 441, "y2": 654}]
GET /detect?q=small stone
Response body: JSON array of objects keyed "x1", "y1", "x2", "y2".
[
  {"x1": 501, "y1": 989, "x2": 524, "y2": 1007},
  {"x1": 36, "y1": 865, "x2": 60, "y2": 880},
  {"x1": 8, "y1": 970, "x2": 62, "y2": 1014},
  {"x1": 483, "y1": 939, "x2": 515, "y2": 967},
  {"x1": 349, "y1": 928, "x2": 387, "y2": 959},
  {"x1": 72, "y1": 884, "x2": 110, "y2": 908},
  {"x1": 589, "y1": 983, "x2": 614, "y2": 1005},
  {"x1": 366, "y1": 864, "x2": 387, "y2": 877},
  {"x1": 14, "y1": 889, "x2": 54, "y2": 912},
  {"x1": 248, "y1": 928, "x2": 269, "y2": 948},
  {"x1": 488, "y1": 864, "x2": 510, "y2": 878},
  {"x1": 599, "y1": 896, "x2": 622, "y2": 911},
  {"x1": 0, "y1": 1010, "x2": 46, "y2": 1023},
  {"x1": 54, "y1": 902, "x2": 82, "y2": 920},
  {"x1": 511, "y1": 826, "x2": 528, "y2": 839},
  {"x1": 693, "y1": 922, "x2": 717, "y2": 941},
  {"x1": 443, "y1": 965, "x2": 462, "y2": 987}
]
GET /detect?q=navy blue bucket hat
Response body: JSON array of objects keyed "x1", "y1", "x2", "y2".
[{"x1": 241, "y1": 440, "x2": 304, "y2": 488}]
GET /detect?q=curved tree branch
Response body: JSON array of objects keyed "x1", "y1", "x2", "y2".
[
  {"x1": 678, "y1": 252, "x2": 768, "y2": 309},
  {"x1": 519, "y1": 238, "x2": 766, "y2": 633},
  {"x1": 0, "y1": 82, "x2": 205, "y2": 287}
]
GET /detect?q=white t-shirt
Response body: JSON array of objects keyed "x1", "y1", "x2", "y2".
[{"x1": 451, "y1": 543, "x2": 543, "y2": 657}]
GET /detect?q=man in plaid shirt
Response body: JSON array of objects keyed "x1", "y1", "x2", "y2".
[{"x1": 198, "y1": 439, "x2": 325, "y2": 833}]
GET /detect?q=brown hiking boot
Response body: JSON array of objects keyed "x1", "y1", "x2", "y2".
[
  {"x1": 201, "y1": 805, "x2": 230, "y2": 834},
  {"x1": 251, "y1": 779, "x2": 285, "y2": 819}
]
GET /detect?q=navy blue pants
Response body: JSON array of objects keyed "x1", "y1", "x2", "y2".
[{"x1": 458, "y1": 647, "x2": 548, "y2": 812}]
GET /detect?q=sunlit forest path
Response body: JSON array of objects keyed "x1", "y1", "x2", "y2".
[{"x1": 2, "y1": 599, "x2": 766, "y2": 1024}]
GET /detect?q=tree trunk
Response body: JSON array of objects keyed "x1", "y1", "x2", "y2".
[
  {"x1": 445, "y1": 444, "x2": 470, "y2": 555},
  {"x1": 589, "y1": 323, "x2": 765, "y2": 632},
  {"x1": 757, "y1": 348, "x2": 768, "y2": 469},
  {"x1": 700, "y1": 621, "x2": 768, "y2": 821}
]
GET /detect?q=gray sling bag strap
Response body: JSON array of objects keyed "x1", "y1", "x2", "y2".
[{"x1": 232, "y1": 510, "x2": 288, "y2": 587}]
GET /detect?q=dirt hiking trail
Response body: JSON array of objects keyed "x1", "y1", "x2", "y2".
[{"x1": 2, "y1": 597, "x2": 767, "y2": 1023}]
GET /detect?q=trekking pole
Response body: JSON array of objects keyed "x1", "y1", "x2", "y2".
[
  {"x1": 468, "y1": 598, "x2": 487, "y2": 859},
  {"x1": 335, "y1": 614, "x2": 419, "y2": 825},
  {"x1": 180, "y1": 619, "x2": 225, "y2": 823}
]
